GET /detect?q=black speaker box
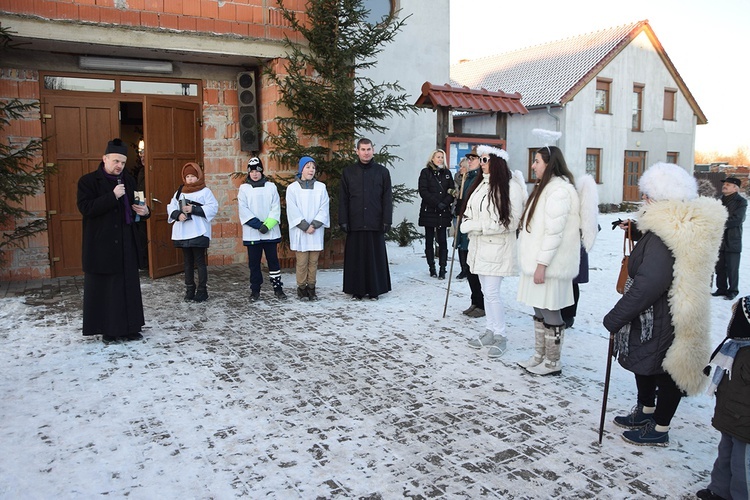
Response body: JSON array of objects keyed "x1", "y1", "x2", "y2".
[{"x1": 237, "y1": 71, "x2": 260, "y2": 152}]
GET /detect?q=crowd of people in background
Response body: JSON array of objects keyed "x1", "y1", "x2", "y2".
[{"x1": 77, "y1": 136, "x2": 748, "y2": 479}]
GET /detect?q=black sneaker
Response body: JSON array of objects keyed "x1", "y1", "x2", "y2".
[
  {"x1": 621, "y1": 420, "x2": 669, "y2": 447},
  {"x1": 456, "y1": 271, "x2": 467, "y2": 280},
  {"x1": 250, "y1": 291, "x2": 260, "y2": 301},
  {"x1": 125, "y1": 333, "x2": 143, "y2": 341},
  {"x1": 193, "y1": 289, "x2": 208, "y2": 302},
  {"x1": 613, "y1": 404, "x2": 655, "y2": 429},
  {"x1": 102, "y1": 335, "x2": 119, "y2": 344},
  {"x1": 711, "y1": 290, "x2": 728, "y2": 297}
]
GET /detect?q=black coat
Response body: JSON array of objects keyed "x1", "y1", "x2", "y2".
[
  {"x1": 720, "y1": 192, "x2": 747, "y2": 253},
  {"x1": 77, "y1": 165, "x2": 150, "y2": 274},
  {"x1": 417, "y1": 164, "x2": 454, "y2": 228},
  {"x1": 603, "y1": 231, "x2": 676, "y2": 375},
  {"x1": 712, "y1": 346, "x2": 750, "y2": 442},
  {"x1": 339, "y1": 160, "x2": 393, "y2": 232}
]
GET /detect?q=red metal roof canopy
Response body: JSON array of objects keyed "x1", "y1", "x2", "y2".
[{"x1": 414, "y1": 82, "x2": 528, "y2": 115}]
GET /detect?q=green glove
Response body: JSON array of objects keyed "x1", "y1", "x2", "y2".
[{"x1": 263, "y1": 217, "x2": 279, "y2": 230}]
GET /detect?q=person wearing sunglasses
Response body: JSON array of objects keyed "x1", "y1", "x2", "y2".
[{"x1": 460, "y1": 146, "x2": 527, "y2": 358}]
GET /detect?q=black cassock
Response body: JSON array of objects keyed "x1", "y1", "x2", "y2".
[{"x1": 343, "y1": 231, "x2": 391, "y2": 298}]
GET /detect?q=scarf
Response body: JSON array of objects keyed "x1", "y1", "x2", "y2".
[
  {"x1": 705, "y1": 339, "x2": 750, "y2": 395},
  {"x1": 614, "y1": 276, "x2": 654, "y2": 361},
  {"x1": 101, "y1": 166, "x2": 132, "y2": 225},
  {"x1": 181, "y1": 163, "x2": 206, "y2": 194},
  {"x1": 245, "y1": 175, "x2": 267, "y2": 188}
]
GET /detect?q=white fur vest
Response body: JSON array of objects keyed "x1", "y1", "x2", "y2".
[{"x1": 637, "y1": 197, "x2": 727, "y2": 395}]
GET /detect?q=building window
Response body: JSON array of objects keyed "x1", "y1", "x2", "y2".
[
  {"x1": 667, "y1": 151, "x2": 679, "y2": 164},
  {"x1": 632, "y1": 84, "x2": 644, "y2": 131},
  {"x1": 363, "y1": 0, "x2": 394, "y2": 22},
  {"x1": 586, "y1": 148, "x2": 601, "y2": 183},
  {"x1": 528, "y1": 148, "x2": 539, "y2": 181},
  {"x1": 595, "y1": 78, "x2": 611, "y2": 114},
  {"x1": 663, "y1": 88, "x2": 677, "y2": 120}
]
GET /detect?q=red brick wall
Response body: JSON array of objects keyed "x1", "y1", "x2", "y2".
[
  {"x1": 0, "y1": 68, "x2": 50, "y2": 281},
  {"x1": 2, "y1": 0, "x2": 305, "y2": 42}
]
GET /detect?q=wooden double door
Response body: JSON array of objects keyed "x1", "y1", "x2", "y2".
[{"x1": 43, "y1": 95, "x2": 201, "y2": 278}]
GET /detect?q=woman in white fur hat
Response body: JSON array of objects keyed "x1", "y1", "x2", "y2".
[
  {"x1": 604, "y1": 162, "x2": 727, "y2": 447},
  {"x1": 460, "y1": 146, "x2": 526, "y2": 358}
]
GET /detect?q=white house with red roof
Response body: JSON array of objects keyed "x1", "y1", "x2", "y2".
[{"x1": 450, "y1": 20, "x2": 706, "y2": 204}]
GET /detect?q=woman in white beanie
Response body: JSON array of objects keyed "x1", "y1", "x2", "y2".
[
  {"x1": 460, "y1": 146, "x2": 526, "y2": 358},
  {"x1": 604, "y1": 162, "x2": 727, "y2": 447}
]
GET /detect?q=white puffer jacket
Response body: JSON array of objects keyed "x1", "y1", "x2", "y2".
[
  {"x1": 460, "y1": 170, "x2": 526, "y2": 277},
  {"x1": 518, "y1": 176, "x2": 580, "y2": 280}
]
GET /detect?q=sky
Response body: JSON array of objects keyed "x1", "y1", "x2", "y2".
[
  {"x1": 1, "y1": 211, "x2": 747, "y2": 496},
  {"x1": 450, "y1": 0, "x2": 750, "y2": 155}
]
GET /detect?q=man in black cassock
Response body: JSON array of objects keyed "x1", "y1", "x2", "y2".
[
  {"x1": 339, "y1": 138, "x2": 393, "y2": 300},
  {"x1": 77, "y1": 138, "x2": 151, "y2": 344}
]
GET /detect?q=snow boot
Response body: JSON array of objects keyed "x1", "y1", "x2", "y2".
[
  {"x1": 613, "y1": 404, "x2": 655, "y2": 429},
  {"x1": 184, "y1": 285, "x2": 196, "y2": 301},
  {"x1": 307, "y1": 285, "x2": 318, "y2": 301},
  {"x1": 297, "y1": 285, "x2": 309, "y2": 300},
  {"x1": 429, "y1": 263, "x2": 437, "y2": 278},
  {"x1": 468, "y1": 329, "x2": 495, "y2": 349},
  {"x1": 621, "y1": 420, "x2": 669, "y2": 447},
  {"x1": 517, "y1": 316, "x2": 545, "y2": 369},
  {"x1": 438, "y1": 266, "x2": 446, "y2": 280},
  {"x1": 526, "y1": 323, "x2": 564, "y2": 376},
  {"x1": 487, "y1": 335, "x2": 508, "y2": 358},
  {"x1": 193, "y1": 288, "x2": 208, "y2": 302}
]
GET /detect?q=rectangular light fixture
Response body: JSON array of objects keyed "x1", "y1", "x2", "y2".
[{"x1": 79, "y1": 56, "x2": 173, "y2": 74}]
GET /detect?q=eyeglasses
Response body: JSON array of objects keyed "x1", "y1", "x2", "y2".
[
  {"x1": 480, "y1": 157, "x2": 490, "y2": 164},
  {"x1": 466, "y1": 155, "x2": 479, "y2": 160}
]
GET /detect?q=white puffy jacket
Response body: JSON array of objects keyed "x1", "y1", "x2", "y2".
[{"x1": 460, "y1": 170, "x2": 526, "y2": 277}]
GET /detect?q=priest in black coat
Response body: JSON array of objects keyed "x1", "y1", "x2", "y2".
[
  {"x1": 77, "y1": 138, "x2": 151, "y2": 343},
  {"x1": 339, "y1": 138, "x2": 393, "y2": 299}
]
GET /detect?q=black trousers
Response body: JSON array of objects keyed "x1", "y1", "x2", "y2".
[
  {"x1": 715, "y1": 251, "x2": 741, "y2": 295},
  {"x1": 424, "y1": 226, "x2": 448, "y2": 269},
  {"x1": 183, "y1": 247, "x2": 207, "y2": 291},
  {"x1": 635, "y1": 372, "x2": 683, "y2": 427}
]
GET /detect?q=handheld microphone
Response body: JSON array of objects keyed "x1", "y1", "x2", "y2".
[{"x1": 117, "y1": 176, "x2": 123, "y2": 185}]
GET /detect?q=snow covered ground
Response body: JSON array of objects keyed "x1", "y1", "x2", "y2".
[{"x1": 0, "y1": 211, "x2": 748, "y2": 499}]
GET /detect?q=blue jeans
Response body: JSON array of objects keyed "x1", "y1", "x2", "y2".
[{"x1": 708, "y1": 431, "x2": 750, "y2": 500}]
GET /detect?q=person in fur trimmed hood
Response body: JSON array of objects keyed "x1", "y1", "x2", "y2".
[{"x1": 604, "y1": 162, "x2": 727, "y2": 447}]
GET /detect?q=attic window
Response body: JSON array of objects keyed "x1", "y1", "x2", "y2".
[
  {"x1": 663, "y1": 88, "x2": 677, "y2": 121},
  {"x1": 595, "y1": 78, "x2": 611, "y2": 114}
]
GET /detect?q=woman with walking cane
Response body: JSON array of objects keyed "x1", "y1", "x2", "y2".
[
  {"x1": 460, "y1": 146, "x2": 526, "y2": 358},
  {"x1": 603, "y1": 162, "x2": 726, "y2": 447},
  {"x1": 453, "y1": 148, "x2": 486, "y2": 318}
]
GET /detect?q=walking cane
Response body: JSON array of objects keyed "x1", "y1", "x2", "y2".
[
  {"x1": 598, "y1": 332, "x2": 615, "y2": 444},
  {"x1": 442, "y1": 171, "x2": 467, "y2": 318}
]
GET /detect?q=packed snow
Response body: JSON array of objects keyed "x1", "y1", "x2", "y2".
[{"x1": 0, "y1": 211, "x2": 748, "y2": 499}]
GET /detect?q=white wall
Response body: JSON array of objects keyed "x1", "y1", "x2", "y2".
[{"x1": 358, "y1": 0, "x2": 451, "y2": 225}]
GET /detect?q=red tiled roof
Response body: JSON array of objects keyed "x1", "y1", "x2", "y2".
[{"x1": 414, "y1": 82, "x2": 528, "y2": 115}]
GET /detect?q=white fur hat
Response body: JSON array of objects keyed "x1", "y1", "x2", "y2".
[
  {"x1": 638, "y1": 162, "x2": 698, "y2": 202},
  {"x1": 476, "y1": 145, "x2": 509, "y2": 162}
]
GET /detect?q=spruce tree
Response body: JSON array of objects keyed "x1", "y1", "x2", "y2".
[
  {"x1": 266, "y1": 0, "x2": 418, "y2": 229},
  {"x1": 0, "y1": 27, "x2": 53, "y2": 259}
]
